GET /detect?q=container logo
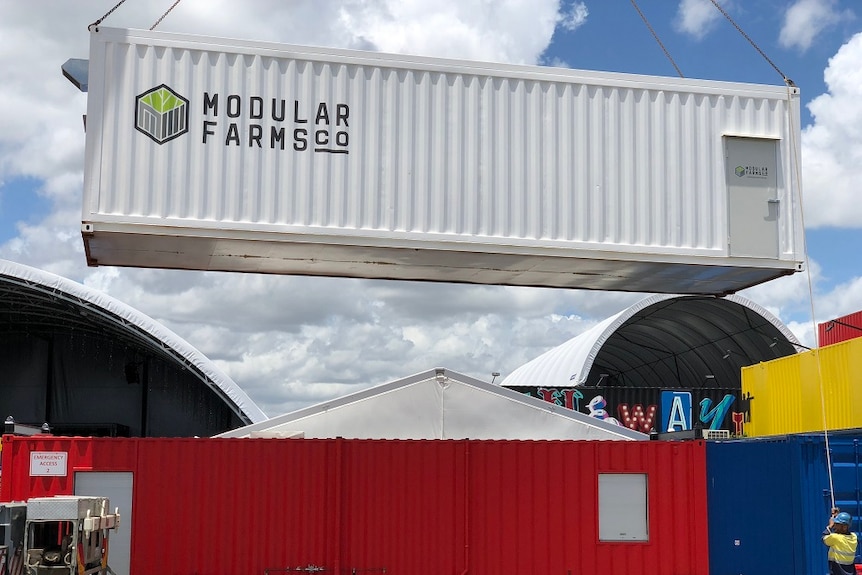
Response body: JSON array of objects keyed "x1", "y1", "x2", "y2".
[
  {"x1": 201, "y1": 92, "x2": 351, "y2": 154},
  {"x1": 135, "y1": 84, "x2": 189, "y2": 144},
  {"x1": 735, "y1": 165, "x2": 769, "y2": 178}
]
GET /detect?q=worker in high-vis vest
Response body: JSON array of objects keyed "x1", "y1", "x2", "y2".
[{"x1": 823, "y1": 508, "x2": 859, "y2": 575}]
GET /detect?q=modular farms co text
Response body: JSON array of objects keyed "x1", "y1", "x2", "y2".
[{"x1": 201, "y1": 93, "x2": 350, "y2": 154}]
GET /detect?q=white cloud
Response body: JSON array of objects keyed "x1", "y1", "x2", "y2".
[
  {"x1": 801, "y1": 31, "x2": 862, "y2": 227},
  {"x1": 558, "y1": 2, "x2": 589, "y2": 32},
  {"x1": 674, "y1": 0, "x2": 726, "y2": 39},
  {"x1": 741, "y1": 262, "x2": 818, "y2": 316},
  {"x1": 810, "y1": 275, "x2": 862, "y2": 322},
  {"x1": 335, "y1": 0, "x2": 561, "y2": 63},
  {"x1": 783, "y1": 319, "x2": 817, "y2": 348},
  {"x1": 92, "y1": 265, "x2": 640, "y2": 415},
  {"x1": 779, "y1": 0, "x2": 847, "y2": 52},
  {"x1": 2, "y1": 0, "x2": 861, "y2": 418},
  {"x1": 0, "y1": 0, "x2": 581, "y2": 416},
  {"x1": 780, "y1": 274, "x2": 862, "y2": 347}
]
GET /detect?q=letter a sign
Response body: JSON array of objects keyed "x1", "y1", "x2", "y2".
[{"x1": 661, "y1": 391, "x2": 692, "y2": 432}]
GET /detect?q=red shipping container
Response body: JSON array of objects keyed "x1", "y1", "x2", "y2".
[
  {"x1": 1, "y1": 435, "x2": 709, "y2": 575},
  {"x1": 818, "y1": 310, "x2": 862, "y2": 346}
]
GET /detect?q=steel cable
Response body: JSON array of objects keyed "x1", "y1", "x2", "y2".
[
  {"x1": 630, "y1": 0, "x2": 684, "y2": 78},
  {"x1": 708, "y1": 0, "x2": 794, "y2": 86},
  {"x1": 151, "y1": 0, "x2": 184, "y2": 30}
]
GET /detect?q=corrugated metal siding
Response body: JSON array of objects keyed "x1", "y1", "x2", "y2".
[
  {"x1": 96, "y1": 56, "x2": 763, "y2": 250},
  {"x1": 85, "y1": 27, "x2": 802, "y2": 256},
  {"x1": 708, "y1": 432, "x2": 862, "y2": 575},
  {"x1": 133, "y1": 438, "x2": 339, "y2": 574},
  {"x1": 830, "y1": 436, "x2": 862, "y2": 532},
  {"x1": 1, "y1": 436, "x2": 709, "y2": 575},
  {"x1": 742, "y1": 340, "x2": 862, "y2": 436},
  {"x1": 707, "y1": 438, "x2": 802, "y2": 574},
  {"x1": 819, "y1": 310, "x2": 862, "y2": 346},
  {"x1": 341, "y1": 440, "x2": 466, "y2": 573},
  {"x1": 469, "y1": 441, "x2": 576, "y2": 574}
]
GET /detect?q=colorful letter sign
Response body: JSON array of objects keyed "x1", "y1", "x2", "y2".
[{"x1": 662, "y1": 391, "x2": 692, "y2": 432}]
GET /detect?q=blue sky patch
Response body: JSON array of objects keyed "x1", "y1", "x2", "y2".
[{"x1": 0, "y1": 176, "x2": 52, "y2": 242}]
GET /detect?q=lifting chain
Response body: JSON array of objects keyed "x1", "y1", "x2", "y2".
[
  {"x1": 89, "y1": 0, "x2": 128, "y2": 30},
  {"x1": 88, "y1": 0, "x2": 185, "y2": 32}
]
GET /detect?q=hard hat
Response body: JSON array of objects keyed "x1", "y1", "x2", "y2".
[{"x1": 834, "y1": 512, "x2": 852, "y2": 525}]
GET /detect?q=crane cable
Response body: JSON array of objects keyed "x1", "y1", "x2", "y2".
[
  {"x1": 707, "y1": 0, "x2": 795, "y2": 86},
  {"x1": 789, "y1": 84, "x2": 836, "y2": 511},
  {"x1": 151, "y1": 0, "x2": 183, "y2": 31},
  {"x1": 630, "y1": 0, "x2": 685, "y2": 78},
  {"x1": 707, "y1": 0, "x2": 835, "y2": 508},
  {"x1": 89, "y1": 0, "x2": 184, "y2": 31},
  {"x1": 784, "y1": 81, "x2": 835, "y2": 510}
]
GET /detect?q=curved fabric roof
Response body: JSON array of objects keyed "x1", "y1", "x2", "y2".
[
  {"x1": 0, "y1": 259, "x2": 266, "y2": 425},
  {"x1": 501, "y1": 294, "x2": 802, "y2": 389}
]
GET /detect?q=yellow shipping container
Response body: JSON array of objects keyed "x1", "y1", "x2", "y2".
[{"x1": 742, "y1": 337, "x2": 862, "y2": 436}]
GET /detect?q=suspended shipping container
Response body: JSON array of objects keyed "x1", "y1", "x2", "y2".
[
  {"x1": 1, "y1": 435, "x2": 709, "y2": 575},
  {"x1": 81, "y1": 27, "x2": 804, "y2": 294},
  {"x1": 707, "y1": 431, "x2": 862, "y2": 575},
  {"x1": 742, "y1": 339, "x2": 862, "y2": 437}
]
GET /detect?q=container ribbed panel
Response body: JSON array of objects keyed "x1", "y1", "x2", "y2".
[
  {"x1": 2, "y1": 436, "x2": 709, "y2": 575},
  {"x1": 742, "y1": 338, "x2": 862, "y2": 436},
  {"x1": 819, "y1": 310, "x2": 862, "y2": 346}
]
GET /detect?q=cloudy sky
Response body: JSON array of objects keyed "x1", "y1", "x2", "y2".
[{"x1": 1, "y1": 0, "x2": 861, "y2": 416}]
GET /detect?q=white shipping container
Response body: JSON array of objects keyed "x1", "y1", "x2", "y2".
[{"x1": 82, "y1": 27, "x2": 804, "y2": 294}]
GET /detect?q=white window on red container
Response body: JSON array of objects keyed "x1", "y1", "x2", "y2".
[{"x1": 598, "y1": 473, "x2": 649, "y2": 542}]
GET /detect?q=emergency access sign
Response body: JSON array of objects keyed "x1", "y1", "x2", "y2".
[{"x1": 30, "y1": 451, "x2": 68, "y2": 476}]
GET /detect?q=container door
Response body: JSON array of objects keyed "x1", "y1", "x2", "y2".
[
  {"x1": 706, "y1": 440, "x2": 799, "y2": 574},
  {"x1": 725, "y1": 137, "x2": 780, "y2": 258},
  {"x1": 75, "y1": 472, "x2": 132, "y2": 575},
  {"x1": 826, "y1": 438, "x2": 862, "y2": 565}
]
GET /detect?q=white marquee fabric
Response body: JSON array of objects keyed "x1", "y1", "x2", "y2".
[{"x1": 217, "y1": 368, "x2": 646, "y2": 440}]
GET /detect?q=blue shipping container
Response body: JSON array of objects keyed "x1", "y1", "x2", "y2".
[{"x1": 707, "y1": 430, "x2": 862, "y2": 575}]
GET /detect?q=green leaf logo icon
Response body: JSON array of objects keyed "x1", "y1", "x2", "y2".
[
  {"x1": 141, "y1": 88, "x2": 184, "y2": 114},
  {"x1": 135, "y1": 84, "x2": 189, "y2": 144}
]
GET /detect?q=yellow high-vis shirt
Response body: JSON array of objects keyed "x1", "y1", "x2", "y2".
[{"x1": 823, "y1": 531, "x2": 858, "y2": 565}]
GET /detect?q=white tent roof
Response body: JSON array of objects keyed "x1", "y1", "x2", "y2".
[
  {"x1": 501, "y1": 294, "x2": 801, "y2": 389},
  {"x1": 0, "y1": 259, "x2": 266, "y2": 424},
  {"x1": 216, "y1": 368, "x2": 646, "y2": 440}
]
